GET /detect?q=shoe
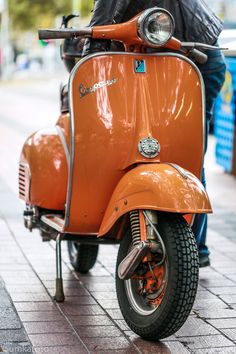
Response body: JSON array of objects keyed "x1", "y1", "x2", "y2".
[{"x1": 199, "y1": 254, "x2": 210, "y2": 268}]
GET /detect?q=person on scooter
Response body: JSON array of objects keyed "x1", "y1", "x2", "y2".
[{"x1": 63, "y1": 0, "x2": 226, "y2": 267}]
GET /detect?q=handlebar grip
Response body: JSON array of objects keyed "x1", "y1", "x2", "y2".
[
  {"x1": 188, "y1": 49, "x2": 208, "y2": 64},
  {"x1": 38, "y1": 28, "x2": 92, "y2": 40}
]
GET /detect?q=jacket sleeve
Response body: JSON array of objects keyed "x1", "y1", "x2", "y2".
[
  {"x1": 83, "y1": 0, "x2": 132, "y2": 56},
  {"x1": 88, "y1": 0, "x2": 133, "y2": 26}
]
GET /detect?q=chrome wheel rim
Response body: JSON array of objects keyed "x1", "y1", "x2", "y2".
[{"x1": 124, "y1": 260, "x2": 168, "y2": 316}]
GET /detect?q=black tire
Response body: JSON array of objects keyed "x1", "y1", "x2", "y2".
[
  {"x1": 116, "y1": 212, "x2": 199, "y2": 340},
  {"x1": 67, "y1": 241, "x2": 99, "y2": 273}
]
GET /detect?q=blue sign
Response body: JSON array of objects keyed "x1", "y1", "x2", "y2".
[{"x1": 135, "y1": 60, "x2": 146, "y2": 73}]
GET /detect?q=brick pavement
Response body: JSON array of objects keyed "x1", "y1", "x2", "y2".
[{"x1": 0, "y1": 139, "x2": 236, "y2": 353}]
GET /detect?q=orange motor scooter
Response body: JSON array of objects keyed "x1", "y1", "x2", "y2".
[{"x1": 19, "y1": 8, "x2": 215, "y2": 340}]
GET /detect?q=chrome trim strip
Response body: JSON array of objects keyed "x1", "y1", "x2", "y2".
[
  {"x1": 55, "y1": 126, "x2": 70, "y2": 165},
  {"x1": 65, "y1": 51, "x2": 205, "y2": 228},
  {"x1": 165, "y1": 163, "x2": 189, "y2": 179}
]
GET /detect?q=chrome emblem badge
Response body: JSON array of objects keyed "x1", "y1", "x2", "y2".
[
  {"x1": 138, "y1": 137, "x2": 160, "y2": 158},
  {"x1": 79, "y1": 78, "x2": 118, "y2": 98}
]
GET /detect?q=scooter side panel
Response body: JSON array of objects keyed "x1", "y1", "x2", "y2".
[
  {"x1": 98, "y1": 163, "x2": 212, "y2": 236},
  {"x1": 66, "y1": 53, "x2": 204, "y2": 233},
  {"x1": 19, "y1": 127, "x2": 68, "y2": 210}
]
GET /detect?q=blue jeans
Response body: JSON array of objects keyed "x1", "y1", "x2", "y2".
[{"x1": 192, "y1": 47, "x2": 226, "y2": 257}]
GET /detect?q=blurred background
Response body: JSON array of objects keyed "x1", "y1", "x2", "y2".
[
  {"x1": 0, "y1": 0, "x2": 235, "y2": 81},
  {"x1": 0, "y1": 0, "x2": 94, "y2": 80},
  {"x1": 0, "y1": 0, "x2": 236, "y2": 197},
  {"x1": 0, "y1": 0, "x2": 236, "y2": 80}
]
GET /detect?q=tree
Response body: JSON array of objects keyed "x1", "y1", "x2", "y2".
[
  {"x1": 9, "y1": 0, "x2": 72, "y2": 31},
  {"x1": 9, "y1": 0, "x2": 94, "y2": 32}
]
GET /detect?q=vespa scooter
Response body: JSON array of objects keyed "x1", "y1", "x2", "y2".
[{"x1": 19, "y1": 8, "x2": 214, "y2": 340}]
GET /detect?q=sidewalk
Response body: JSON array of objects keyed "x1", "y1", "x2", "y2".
[{"x1": 0, "y1": 137, "x2": 236, "y2": 353}]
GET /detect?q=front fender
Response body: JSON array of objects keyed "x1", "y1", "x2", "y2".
[{"x1": 98, "y1": 163, "x2": 212, "y2": 236}]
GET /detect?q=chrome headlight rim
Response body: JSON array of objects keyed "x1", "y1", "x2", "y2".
[{"x1": 138, "y1": 7, "x2": 175, "y2": 48}]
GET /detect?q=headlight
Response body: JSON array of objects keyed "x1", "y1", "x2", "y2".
[{"x1": 138, "y1": 8, "x2": 175, "y2": 47}]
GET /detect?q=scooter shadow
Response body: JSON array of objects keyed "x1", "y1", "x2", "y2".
[{"x1": 130, "y1": 336, "x2": 173, "y2": 353}]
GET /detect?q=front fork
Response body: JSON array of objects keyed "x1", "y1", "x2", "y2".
[{"x1": 118, "y1": 210, "x2": 165, "y2": 280}]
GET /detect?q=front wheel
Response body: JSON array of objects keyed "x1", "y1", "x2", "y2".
[
  {"x1": 116, "y1": 212, "x2": 199, "y2": 340},
  {"x1": 67, "y1": 241, "x2": 99, "y2": 273}
]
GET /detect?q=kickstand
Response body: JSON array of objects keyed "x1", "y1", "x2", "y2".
[{"x1": 54, "y1": 233, "x2": 65, "y2": 302}]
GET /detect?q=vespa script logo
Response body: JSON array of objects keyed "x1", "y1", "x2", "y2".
[{"x1": 79, "y1": 78, "x2": 118, "y2": 98}]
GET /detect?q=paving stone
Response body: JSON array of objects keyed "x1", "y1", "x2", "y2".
[
  {"x1": 219, "y1": 294, "x2": 236, "y2": 304},
  {"x1": 70, "y1": 315, "x2": 114, "y2": 327},
  {"x1": 219, "y1": 269, "x2": 236, "y2": 276},
  {"x1": 33, "y1": 346, "x2": 88, "y2": 354},
  {"x1": 85, "y1": 267, "x2": 111, "y2": 277},
  {"x1": 23, "y1": 321, "x2": 72, "y2": 334},
  {"x1": 79, "y1": 276, "x2": 114, "y2": 285},
  {"x1": 0, "y1": 289, "x2": 12, "y2": 307},
  {"x1": 0, "y1": 264, "x2": 31, "y2": 271},
  {"x1": 0, "y1": 342, "x2": 33, "y2": 354},
  {"x1": 85, "y1": 283, "x2": 116, "y2": 292},
  {"x1": 134, "y1": 339, "x2": 190, "y2": 354},
  {"x1": 63, "y1": 295, "x2": 96, "y2": 304},
  {"x1": 18, "y1": 311, "x2": 63, "y2": 322},
  {"x1": 114, "y1": 320, "x2": 130, "y2": 331},
  {"x1": 29, "y1": 333, "x2": 80, "y2": 346},
  {"x1": 10, "y1": 293, "x2": 51, "y2": 302},
  {"x1": 221, "y1": 328, "x2": 236, "y2": 341},
  {"x1": 0, "y1": 329, "x2": 27, "y2": 343},
  {"x1": 15, "y1": 301, "x2": 56, "y2": 312},
  {"x1": 48, "y1": 287, "x2": 90, "y2": 297},
  {"x1": 175, "y1": 317, "x2": 219, "y2": 337},
  {"x1": 106, "y1": 309, "x2": 124, "y2": 320},
  {"x1": 82, "y1": 336, "x2": 132, "y2": 351},
  {"x1": 6, "y1": 285, "x2": 46, "y2": 293},
  {"x1": 180, "y1": 334, "x2": 234, "y2": 349},
  {"x1": 194, "y1": 308, "x2": 236, "y2": 319},
  {"x1": 38, "y1": 272, "x2": 75, "y2": 281},
  {"x1": 75, "y1": 325, "x2": 122, "y2": 338},
  {"x1": 90, "y1": 350, "x2": 139, "y2": 354},
  {"x1": 195, "y1": 291, "x2": 219, "y2": 300},
  {"x1": 193, "y1": 298, "x2": 228, "y2": 309},
  {"x1": 228, "y1": 275, "x2": 236, "y2": 282},
  {"x1": 3, "y1": 277, "x2": 42, "y2": 285},
  {"x1": 97, "y1": 299, "x2": 120, "y2": 309},
  {"x1": 193, "y1": 348, "x2": 236, "y2": 354},
  {"x1": 42, "y1": 279, "x2": 81, "y2": 289},
  {"x1": 0, "y1": 308, "x2": 22, "y2": 330},
  {"x1": 199, "y1": 278, "x2": 236, "y2": 287},
  {"x1": 199, "y1": 271, "x2": 229, "y2": 280},
  {"x1": 58, "y1": 304, "x2": 105, "y2": 316},
  {"x1": 207, "y1": 318, "x2": 236, "y2": 329},
  {"x1": 91, "y1": 291, "x2": 117, "y2": 300},
  {"x1": 207, "y1": 287, "x2": 236, "y2": 295}
]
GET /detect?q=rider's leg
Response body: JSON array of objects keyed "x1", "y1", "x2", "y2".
[{"x1": 193, "y1": 47, "x2": 226, "y2": 267}]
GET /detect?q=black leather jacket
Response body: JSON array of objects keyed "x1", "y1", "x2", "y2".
[{"x1": 85, "y1": 0, "x2": 223, "y2": 53}]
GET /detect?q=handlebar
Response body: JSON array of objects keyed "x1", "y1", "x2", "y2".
[
  {"x1": 180, "y1": 42, "x2": 227, "y2": 65},
  {"x1": 38, "y1": 27, "x2": 226, "y2": 65},
  {"x1": 187, "y1": 49, "x2": 208, "y2": 64},
  {"x1": 38, "y1": 28, "x2": 92, "y2": 40},
  {"x1": 181, "y1": 42, "x2": 228, "y2": 51}
]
